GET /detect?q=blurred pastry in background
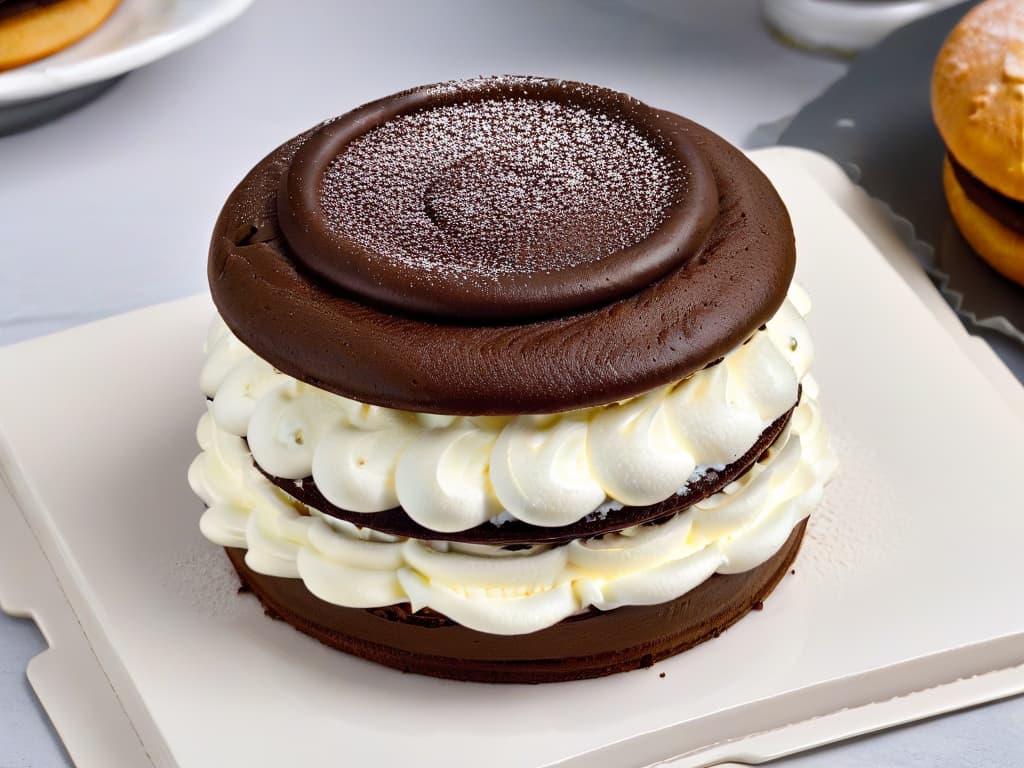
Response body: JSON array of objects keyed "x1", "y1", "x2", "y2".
[
  {"x1": 933, "y1": 0, "x2": 1024, "y2": 287},
  {"x1": 0, "y1": 0, "x2": 121, "y2": 72}
]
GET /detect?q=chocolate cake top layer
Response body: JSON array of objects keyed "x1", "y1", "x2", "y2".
[
  {"x1": 210, "y1": 76, "x2": 796, "y2": 415},
  {"x1": 279, "y1": 77, "x2": 718, "y2": 321}
]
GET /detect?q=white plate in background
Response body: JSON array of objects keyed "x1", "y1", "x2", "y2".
[{"x1": 762, "y1": 0, "x2": 962, "y2": 54}]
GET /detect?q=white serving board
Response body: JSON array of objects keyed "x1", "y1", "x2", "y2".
[{"x1": 1, "y1": 147, "x2": 1022, "y2": 768}]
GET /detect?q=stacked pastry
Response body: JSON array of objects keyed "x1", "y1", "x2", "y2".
[
  {"x1": 189, "y1": 76, "x2": 836, "y2": 683},
  {"x1": 933, "y1": 0, "x2": 1024, "y2": 287}
]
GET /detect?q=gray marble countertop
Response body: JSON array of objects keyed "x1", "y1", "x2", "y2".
[{"x1": 1, "y1": 1, "x2": 1021, "y2": 765}]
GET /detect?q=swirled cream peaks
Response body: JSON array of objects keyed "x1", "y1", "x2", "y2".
[
  {"x1": 199, "y1": 283, "x2": 813, "y2": 532},
  {"x1": 190, "y1": 282, "x2": 835, "y2": 634}
]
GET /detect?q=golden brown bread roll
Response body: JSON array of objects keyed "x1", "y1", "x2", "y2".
[{"x1": 932, "y1": 0, "x2": 1024, "y2": 286}]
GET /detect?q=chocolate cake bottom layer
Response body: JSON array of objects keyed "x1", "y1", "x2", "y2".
[{"x1": 225, "y1": 519, "x2": 806, "y2": 684}]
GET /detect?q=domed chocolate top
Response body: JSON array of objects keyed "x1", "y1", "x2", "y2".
[
  {"x1": 278, "y1": 77, "x2": 718, "y2": 321},
  {"x1": 210, "y1": 76, "x2": 795, "y2": 414}
]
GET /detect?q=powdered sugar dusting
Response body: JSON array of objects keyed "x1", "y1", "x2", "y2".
[
  {"x1": 321, "y1": 97, "x2": 682, "y2": 280},
  {"x1": 160, "y1": 539, "x2": 248, "y2": 618}
]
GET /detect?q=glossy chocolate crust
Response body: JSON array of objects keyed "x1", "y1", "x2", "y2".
[
  {"x1": 279, "y1": 77, "x2": 719, "y2": 322},
  {"x1": 259, "y1": 401, "x2": 795, "y2": 546},
  {"x1": 950, "y1": 153, "x2": 1024, "y2": 235},
  {"x1": 226, "y1": 520, "x2": 805, "y2": 684},
  {"x1": 209, "y1": 78, "x2": 796, "y2": 415}
]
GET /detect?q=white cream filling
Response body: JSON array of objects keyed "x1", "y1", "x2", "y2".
[
  {"x1": 189, "y1": 392, "x2": 835, "y2": 636},
  {"x1": 199, "y1": 284, "x2": 815, "y2": 532}
]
